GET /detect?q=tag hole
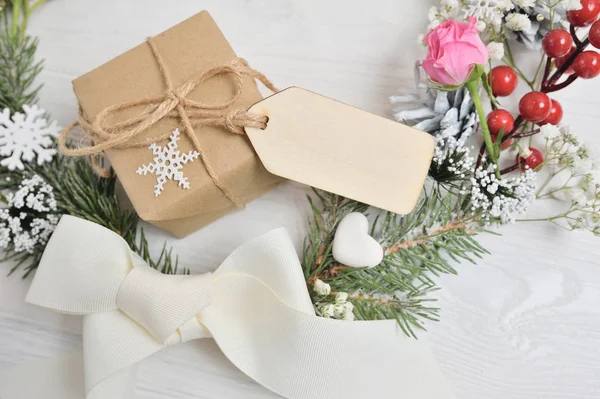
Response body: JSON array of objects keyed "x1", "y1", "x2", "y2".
[{"x1": 261, "y1": 116, "x2": 269, "y2": 130}]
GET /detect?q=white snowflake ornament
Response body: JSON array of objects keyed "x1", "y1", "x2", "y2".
[
  {"x1": 136, "y1": 129, "x2": 200, "y2": 197},
  {"x1": 0, "y1": 105, "x2": 60, "y2": 170}
]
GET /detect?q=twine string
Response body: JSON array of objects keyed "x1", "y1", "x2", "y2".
[{"x1": 59, "y1": 36, "x2": 277, "y2": 208}]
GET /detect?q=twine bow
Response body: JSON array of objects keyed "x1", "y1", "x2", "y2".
[{"x1": 59, "y1": 37, "x2": 278, "y2": 208}]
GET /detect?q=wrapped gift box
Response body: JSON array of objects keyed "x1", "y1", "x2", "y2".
[{"x1": 71, "y1": 11, "x2": 282, "y2": 237}]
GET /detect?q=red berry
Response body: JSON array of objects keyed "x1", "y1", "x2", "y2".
[
  {"x1": 489, "y1": 66, "x2": 519, "y2": 97},
  {"x1": 555, "y1": 47, "x2": 577, "y2": 74},
  {"x1": 567, "y1": 0, "x2": 600, "y2": 27},
  {"x1": 519, "y1": 92, "x2": 552, "y2": 123},
  {"x1": 542, "y1": 29, "x2": 573, "y2": 58},
  {"x1": 517, "y1": 148, "x2": 544, "y2": 171},
  {"x1": 572, "y1": 51, "x2": 600, "y2": 79},
  {"x1": 540, "y1": 100, "x2": 563, "y2": 126},
  {"x1": 591, "y1": 20, "x2": 600, "y2": 48},
  {"x1": 491, "y1": 133, "x2": 513, "y2": 150},
  {"x1": 487, "y1": 109, "x2": 515, "y2": 136}
]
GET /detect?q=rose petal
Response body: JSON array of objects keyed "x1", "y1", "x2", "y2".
[
  {"x1": 422, "y1": 57, "x2": 458, "y2": 86},
  {"x1": 435, "y1": 41, "x2": 484, "y2": 84}
]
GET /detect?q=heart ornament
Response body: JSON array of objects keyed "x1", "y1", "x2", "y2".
[{"x1": 332, "y1": 212, "x2": 384, "y2": 268}]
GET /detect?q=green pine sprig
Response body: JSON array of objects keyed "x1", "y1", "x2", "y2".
[
  {"x1": 0, "y1": 4, "x2": 43, "y2": 113},
  {"x1": 303, "y1": 188, "x2": 487, "y2": 337}
]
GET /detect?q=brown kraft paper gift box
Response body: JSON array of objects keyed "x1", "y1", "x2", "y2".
[{"x1": 71, "y1": 11, "x2": 282, "y2": 238}]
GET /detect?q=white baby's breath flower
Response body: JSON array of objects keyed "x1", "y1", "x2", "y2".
[
  {"x1": 498, "y1": 0, "x2": 515, "y2": 11},
  {"x1": 476, "y1": 20, "x2": 487, "y2": 32},
  {"x1": 541, "y1": 124, "x2": 561, "y2": 138},
  {"x1": 487, "y1": 42, "x2": 505, "y2": 60},
  {"x1": 319, "y1": 303, "x2": 335, "y2": 318},
  {"x1": 428, "y1": 6, "x2": 440, "y2": 22},
  {"x1": 505, "y1": 12, "x2": 532, "y2": 32},
  {"x1": 428, "y1": 19, "x2": 442, "y2": 30},
  {"x1": 0, "y1": 175, "x2": 59, "y2": 254},
  {"x1": 313, "y1": 279, "x2": 331, "y2": 296},
  {"x1": 342, "y1": 305, "x2": 355, "y2": 321},
  {"x1": 335, "y1": 292, "x2": 349, "y2": 303},
  {"x1": 441, "y1": 0, "x2": 459, "y2": 7},
  {"x1": 333, "y1": 301, "x2": 355, "y2": 320},
  {"x1": 561, "y1": 0, "x2": 584, "y2": 11},
  {"x1": 470, "y1": 164, "x2": 537, "y2": 224},
  {"x1": 513, "y1": 0, "x2": 536, "y2": 7}
]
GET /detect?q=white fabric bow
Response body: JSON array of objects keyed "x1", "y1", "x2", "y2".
[{"x1": 19, "y1": 215, "x2": 453, "y2": 399}]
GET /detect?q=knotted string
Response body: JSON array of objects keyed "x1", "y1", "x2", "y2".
[{"x1": 59, "y1": 37, "x2": 278, "y2": 208}]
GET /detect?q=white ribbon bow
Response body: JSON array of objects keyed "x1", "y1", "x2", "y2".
[{"x1": 17, "y1": 215, "x2": 453, "y2": 399}]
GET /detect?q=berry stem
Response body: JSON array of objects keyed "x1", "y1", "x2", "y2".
[
  {"x1": 475, "y1": 142, "x2": 486, "y2": 170},
  {"x1": 543, "y1": 74, "x2": 579, "y2": 93},
  {"x1": 500, "y1": 164, "x2": 519, "y2": 175},
  {"x1": 512, "y1": 128, "x2": 541, "y2": 139},
  {"x1": 545, "y1": 38, "x2": 589, "y2": 88},
  {"x1": 570, "y1": 25, "x2": 582, "y2": 48},
  {"x1": 542, "y1": 56, "x2": 552, "y2": 85}
]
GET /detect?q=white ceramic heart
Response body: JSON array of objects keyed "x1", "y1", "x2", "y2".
[{"x1": 332, "y1": 212, "x2": 384, "y2": 268}]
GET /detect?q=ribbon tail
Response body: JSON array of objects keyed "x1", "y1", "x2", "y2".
[
  {"x1": 83, "y1": 311, "x2": 164, "y2": 398},
  {"x1": 200, "y1": 273, "x2": 455, "y2": 399}
]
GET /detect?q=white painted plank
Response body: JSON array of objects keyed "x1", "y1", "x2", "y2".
[{"x1": 0, "y1": 0, "x2": 599, "y2": 398}]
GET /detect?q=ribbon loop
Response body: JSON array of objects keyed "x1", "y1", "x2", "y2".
[{"x1": 22, "y1": 216, "x2": 454, "y2": 399}]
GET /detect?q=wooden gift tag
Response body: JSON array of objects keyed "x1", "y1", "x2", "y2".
[{"x1": 245, "y1": 87, "x2": 434, "y2": 215}]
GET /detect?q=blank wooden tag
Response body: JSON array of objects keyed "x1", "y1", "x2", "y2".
[{"x1": 245, "y1": 87, "x2": 434, "y2": 215}]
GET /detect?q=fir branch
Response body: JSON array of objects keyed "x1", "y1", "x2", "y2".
[
  {"x1": 0, "y1": 154, "x2": 185, "y2": 276},
  {"x1": 303, "y1": 187, "x2": 487, "y2": 337},
  {"x1": 0, "y1": 12, "x2": 43, "y2": 112}
]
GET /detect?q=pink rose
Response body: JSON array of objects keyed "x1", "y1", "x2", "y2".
[{"x1": 422, "y1": 18, "x2": 489, "y2": 86}]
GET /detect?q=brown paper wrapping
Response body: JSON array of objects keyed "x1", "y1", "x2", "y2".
[{"x1": 71, "y1": 11, "x2": 282, "y2": 237}]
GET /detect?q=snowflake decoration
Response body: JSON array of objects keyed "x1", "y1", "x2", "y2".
[
  {"x1": 136, "y1": 129, "x2": 200, "y2": 197},
  {"x1": 0, "y1": 105, "x2": 60, "y2": 171}
]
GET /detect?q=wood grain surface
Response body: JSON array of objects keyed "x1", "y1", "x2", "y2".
[{"x1": 1, "y1": 1, "x2": 599, "y2": 398}]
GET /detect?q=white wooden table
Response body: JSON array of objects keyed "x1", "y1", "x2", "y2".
[{"x1": 1, "y1": 1, "x2": 600, "y2": 398}]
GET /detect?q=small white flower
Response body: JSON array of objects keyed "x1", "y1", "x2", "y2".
[
  {"x1": 335, "y1": 292, "x2": 349, "y2": 303},
  {"x1": 428, "y1": 19, "x2": 442, "y2": 30},
  {"x1": 498, "y1": 0, "x2": 515, "y2": 11},
  {"x1": 440, "y1": 0, "x2": 459, "y2": 8},
  {"x1": 428, "y1": 6, "x2": 439, "y2": 22},
  {"x1": 561, "y1": 0, "x2": 584, "y2": 11},
  {"x1": 342, "y1": 306, "x2": 355, "y2": 321},
  {"x1": 319, "y1": 303, "x2": 335, "y2": 318},
  {"x1": 334, "y1": 301, "x2": 355, "y2": 320},
  {"x1": 313, "y1": 279, "x2": 331, "y2": 296},
  {"x1": 541, "y1": 124, "x2": 561, "y2": 138},
  {"x1": 476, "y1": 20, "x2": 487, "y2": 32},
  {"x1": 487, "y1": 42, "x2": 505, "y2": 60},
  {"x1": 0, "y1": 175, "x2": 59, "y2": 253},
  {"x1": 513, "y1": 0, "x2": 536, "y2": 7},
  {"x1": 505, "y1": 12, "x2": 532, "y2": 32}
]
